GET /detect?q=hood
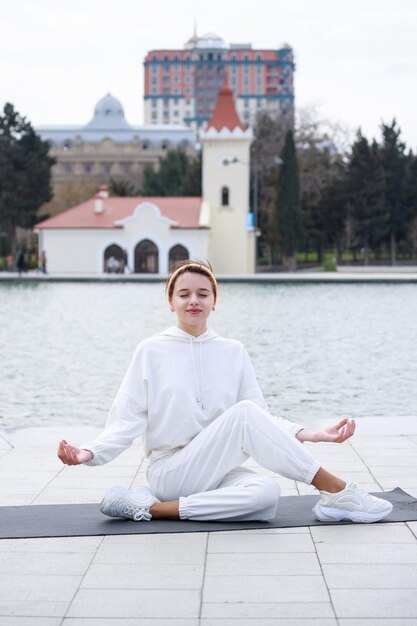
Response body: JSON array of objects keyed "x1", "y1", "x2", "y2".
[{"x1": 159, "y1": 326, "x2": 218, "y2": 343}]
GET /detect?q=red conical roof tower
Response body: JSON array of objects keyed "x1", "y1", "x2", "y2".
[{"x1": 206, "y1": 84, "x2": 246, "y2": 132}]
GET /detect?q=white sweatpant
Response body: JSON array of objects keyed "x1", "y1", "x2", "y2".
[{"x1": 147, "y1": 400, "x2": 321, "y2": 522}]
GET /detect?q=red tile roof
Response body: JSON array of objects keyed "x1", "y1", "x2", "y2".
[
  {"x1": 206, "y1": 85, "x2": 246, "y2": 132},
  {"x1": 35, "y1": 196, "x2": 203, "y2": 229}
]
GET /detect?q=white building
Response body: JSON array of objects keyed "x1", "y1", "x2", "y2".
[{"x1": 35, "y1": 86, "x2": 256, "y2": 275}]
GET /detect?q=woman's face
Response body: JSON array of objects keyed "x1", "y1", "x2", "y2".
[{"x1": 170, "y1": 271, "x2": 215, "y2": 335}]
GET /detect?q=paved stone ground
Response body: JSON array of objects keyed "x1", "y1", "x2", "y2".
[{"x1": 1, "y1": 425, "x2": 417, "y2": 626}]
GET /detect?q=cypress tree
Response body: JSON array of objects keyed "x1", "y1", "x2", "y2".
[
  {"x1": 347, "y1": 132, "x2": 389, "y2": 263},
  {"x1": 379, "y1": 120, "x2": 408, "y2": 264},
  {"x1": 275, "y1": 130, "x2": 303, "y2": 271}
]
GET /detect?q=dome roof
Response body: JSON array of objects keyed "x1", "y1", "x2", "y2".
[
  {"x1": 84, "y1": 93, "x2": 133, "y2": 130},
  {"x1": 196, "y1": 32, "x2": 227, "y2": 49},
  {"x1": 94, "y1": 93, "x2": 124, "y2": 118}
]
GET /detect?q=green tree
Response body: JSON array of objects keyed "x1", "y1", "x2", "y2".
[
  {"x1": 403, "y1": 152, "x2": 417, "y2": 258},
  {"x1": 109, "y1": 178, "x2": 139, "y2": 196},
  {"x1": 346, "y1": 132, "x2": 389, "y2": 264},
  {"x1": 276, "y1": 130, "x2": 304, "y2": 271},
  {"x1": 251, "y1": 112, "x2": 290, "y2": 264},
  {"x1": 0, "y1": 103, "x2": 55, "y2": 255},
  {"x1": 379, "y1": 120, "x2": 408, "y2": 264},
  {"x1": 140, "y1": 149, "x2": 201, "y2": 196}
]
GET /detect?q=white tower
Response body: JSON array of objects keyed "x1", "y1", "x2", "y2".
[{"x1": 199, "y1": 86, "x2": 255, "y2": 274}]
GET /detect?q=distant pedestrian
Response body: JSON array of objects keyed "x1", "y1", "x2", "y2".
[
  {"x1": 16, "y1": 250, "x2": 26, "y2": 275},
  {"x1": 39, "y1": 250, "x2": 47, "y2": 274},
  {"x1": 6, "y1": 255, "x2": 13, "y2": 272}
]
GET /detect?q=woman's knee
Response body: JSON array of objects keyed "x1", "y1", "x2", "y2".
[{"x1": 248, "y1": 476, "x2": 281, "y2": 511}]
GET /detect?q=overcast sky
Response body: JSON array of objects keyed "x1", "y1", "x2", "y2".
[{"x1": 1, "y1": 0, "x2": 416, "y2": 149}]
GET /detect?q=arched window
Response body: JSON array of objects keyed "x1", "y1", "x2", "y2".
[
  {"x1": 161, "y1": 140, "x2": 170, "y2": 150},
  {"x1": 134, "y1": 239, "x2": 159, "y2": 273},
  {"x1": 103, "y1": 244, "x2": 124, "y2": 273},
  {"x1": 221, "y1": 186, "x2": 229, "y2": 206},
  {"x1": 169, "y1": 244, "x2": 189, "y2": 270}
]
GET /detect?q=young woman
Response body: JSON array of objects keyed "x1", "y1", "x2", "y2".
[{"x1": 58, "y1": 261, "x2": 392, "y2": 524}]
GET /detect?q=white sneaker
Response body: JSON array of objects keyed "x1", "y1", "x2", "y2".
[
  {"x1": 100, "y1": 486, "x2": 160, "y2": 522},
  {"x1": 313, "y1": 482, "x2": 393, "y2": 523}
]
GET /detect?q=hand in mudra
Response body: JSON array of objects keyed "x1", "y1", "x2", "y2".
[
  {"x1": 296, "y1": 418, "x2": 356, "y2": 444},
  {"x1": 314, "y1": 418, "x2": 356, "y2": 443},
  {"x1": 57, "y1": 440, "x2": 93, "y2": 465}
]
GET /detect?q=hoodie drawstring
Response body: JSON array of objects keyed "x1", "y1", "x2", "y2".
[{"x1": 190, "y1": 339, "x2": 206, "y2": 409}]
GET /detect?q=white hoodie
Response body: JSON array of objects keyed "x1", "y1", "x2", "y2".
[{"x1": 81, "y1": 326, "x2": 304, "y2": 466}]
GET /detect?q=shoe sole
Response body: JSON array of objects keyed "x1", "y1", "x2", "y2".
[{"x1": 313, "y1": 501, "x2": 393, "y2": 523}]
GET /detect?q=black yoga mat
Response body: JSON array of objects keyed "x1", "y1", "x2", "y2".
[{"x1": 0, "y1": 488, "x2": 415, "y2": 540}]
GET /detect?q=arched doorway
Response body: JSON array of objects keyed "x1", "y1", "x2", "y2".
[
  {"x1": 103, "y1": 244, "x2": 124, "y2": 273},
  {"x1": 134, "y1": 239, "x2": 159, "y2": 273},
  {"x1": 168, "y1": 244, "x2": 189, "y2": 271}
]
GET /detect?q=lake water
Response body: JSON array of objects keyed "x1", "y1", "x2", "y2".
[{"x1": 0, "y1": 282, "x2": 416, "y2": 430}]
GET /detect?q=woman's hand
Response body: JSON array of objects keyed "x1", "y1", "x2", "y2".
[
  {"x1": 296, "y1": 418, "x2": 356, "y2": 444},
  {"x1": 57, "y1": 440, "x2": 94, "y2": 465}
]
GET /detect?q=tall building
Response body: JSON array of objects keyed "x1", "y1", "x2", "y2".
[
  {"x1": 143, "y1": 31, "x2": 295, "y2": 134},
  {"x1": 36, "y1": 86, "x2": 256, "y2": 275},
  {"x1": 37, "y1": 93, "x2": 195, "y2": 187}
]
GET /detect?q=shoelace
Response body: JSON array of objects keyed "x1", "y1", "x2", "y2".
[{"x1": 123, "y1": 505, "x2": 152, "y2": 521}]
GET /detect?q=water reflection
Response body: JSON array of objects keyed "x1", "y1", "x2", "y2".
[{"x1": 0, "y1": 282, "x2": 416, "y2": 429}]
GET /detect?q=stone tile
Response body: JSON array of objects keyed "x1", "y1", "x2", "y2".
[
  {"x1": 63, "y1": 621, "x2": 199, "y2": 626},
  {"x1": 207, "y1": 532, "x2": 315, "y2": 553},
  {"x1": 0, "y1": 573, "x2": 82, "y2": 601},
  {"x1": 95, "y1": 541, "x2": 207, "y2": 564},
  {"x1": 81, "y1": 562, "x2": 204, "y2": 589},
  {"x1": 49, "y1": 474, "x2": 134, "y2": 489},
  {"x1": 311, "y1": 523, "x2": 415, "y2": 544},
  {"x1": 33, "y1": 488, "x2": 103, "y2": 504},
  {"x1": 0, "y1": 479, "x2": 57, "y2": 494},
  {"x1": 212, "y1": 526, "x2": 309, "y2": 535},
  {"x1": 0, "y1": 601, "x2": 68, "y2": 618},
  {"x1": 0, "y1": 615, "x2": 62, "y2": 626},
  {"x1": 378, "y1": 477, "x2": 417, "y2": 489},
  {"x1": 364, "y1": 454, "x2": 417, "y2": 466},
  {"x1": 0, "y1": 493, "x2": 39, "y2": 505},
  {"x1": 0, "y1": 551, "x2": 95, "y2": 575},
  {"x1": 205, "y1": 551, "x2": 321, "y2": 576},
  {"x1": 323, "y1": 563, "x2": 417, "y2": 588},
  {"x1": 62, "y1": 463, "x2": 138, "y2": 477},
  {"x1": 339, "y1": 617, "x2": 417, "y2": 626},
  {"x1": 201, "y1": 618, "x2": 338, "y2": 626},
  {"x1": 351, "y1": 437, "x2": 417, "y2": 449},
  {"x1": 0, "y1": 436, "x2": 12, "y2": 450},
  {"x1": 316, "y1": 542, "x2": 417, "y2": 564},
  {"x1": 408, "y1": 522, "x2": 417, "y2": 538},
  {"x1": 0, "y1": 536, "x2": 102, "y2": 552},
  {"x1": 203, "y1": 574, "x2": 329, "y2": 603},
  {"x1": 201, "y1": 601, "x2": 335, "y2": 619},
  {"x1": 102, "y1": 532, "x2": 207, "y2": 545},
  {"x1": 320, "y1": 461, "x2": 370, "y2": 472},
  {"x1": 67, "y1": 589, "x2": 200, "y2": 618},
  {"x1": 372, "y1": 466, "x2": 417, "y2": 478},
  {"x1": 331, "y1": 589, "x2": 417, "y2": 618}
]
